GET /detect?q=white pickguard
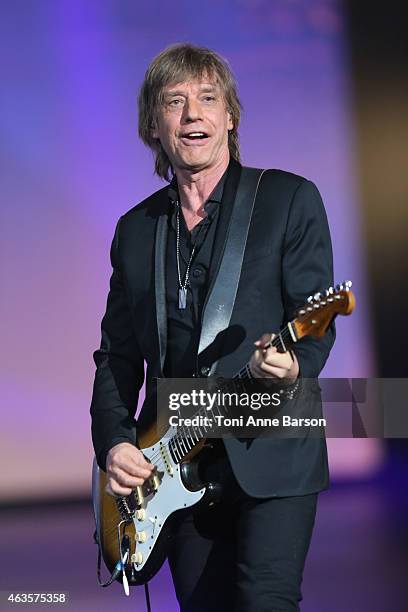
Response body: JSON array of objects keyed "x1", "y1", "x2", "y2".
[{"x1": 132, "y1": 430, "x2": 205, "y2": 571}]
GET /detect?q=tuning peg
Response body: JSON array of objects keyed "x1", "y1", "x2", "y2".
[
  {"x1": 314, "y1": 292, "x2": 322, "y2": 301},
  {"x1": 335, "y1": 283, "x2": 343, "y2": 292},
  {"x1": 344, "y1": 280, "x2": 352, "y2": 290},
  {"x1": 325, "y1": 287, "x2": 334, "y2": 296},
  {"x1": 307, "y1": 295, "x2": 314, "y2": 304}
]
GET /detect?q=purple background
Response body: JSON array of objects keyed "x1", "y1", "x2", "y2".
[
  {"x1": 2, "y1": 2, "x2": 407, "y2": 611},
  {"x1": 1, "y1": 0, "x2": 380, "y2": 502}
]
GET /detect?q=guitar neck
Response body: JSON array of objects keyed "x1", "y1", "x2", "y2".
[
  {"x1": 166, "y1": 282, "x2": 354, "y2": 466},
  {"x1": 167, "y1": 321, "x2": 297, "y2": 464}
]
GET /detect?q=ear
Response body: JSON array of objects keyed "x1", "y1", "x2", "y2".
[
  {"x1": 227, "y1": 110, "x2": 233, "y2": 131},
  {"x1": 151, "y1": 119, "x2": 159, "y2": 140}
]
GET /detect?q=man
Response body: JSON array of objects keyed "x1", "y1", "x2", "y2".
[{"x1": 91, "y1": 43, "x2": 335, "y2": 611}]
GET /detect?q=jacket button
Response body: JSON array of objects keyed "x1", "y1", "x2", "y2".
[{"x1": 200, "y1": 366, "x2": 210, "y2": 376}]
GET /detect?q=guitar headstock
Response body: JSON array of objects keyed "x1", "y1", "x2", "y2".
[{"x1": 292, "y1": 281, "x2": 355, "y2": 340}]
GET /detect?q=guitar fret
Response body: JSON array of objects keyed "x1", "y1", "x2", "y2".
[
  {"x1": 181, "y1": 438, "x2": 188, "y2": 457},
  {"x1": 166, "y1": 292, "x2": 330, "y2": 463},
  {"x1": 168, "y1": 439, "x2": 175, "y2": 462},
  {"x1": 287, "y1": 321, "x2": 297, "y2": 343},
  {"x1": 184, "y1": 432, "x2": 192, "y2": 450},
  {"x1": 182, "y1": 433, "x2": 191, "y2": 453},
  {"x1": 176, "y1": 438, "x2": 184, "y2": 459},
  {"x1": 178, "y1": 437, "x2": 187, "y2": 456},
  {"x1": 172, "y1": 441, "x2": 182, "y2": 462},
  {"x1": 279, "y1": 331, "x2": 286, "y2": 352}
]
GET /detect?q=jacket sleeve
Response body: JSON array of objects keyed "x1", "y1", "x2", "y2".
[
  {"x1": 90, "y1": 216, "x2": 145, "y2": 471},
  {"x1": 281, "y1": 180, "x2": 336, "y2": 378}
]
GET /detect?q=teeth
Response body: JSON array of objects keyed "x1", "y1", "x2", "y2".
[{"x1": 184, "y1": 132, "x2": 206, "y2": 138}]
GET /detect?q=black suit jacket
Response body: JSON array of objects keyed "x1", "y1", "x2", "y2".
[{"x1": 90, "y1": 159, "x2": 335, "y2": 497}]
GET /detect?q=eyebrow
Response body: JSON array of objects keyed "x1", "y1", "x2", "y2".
[{"x1": 164, "y1": 84, "x2": 218, "y2": 98}]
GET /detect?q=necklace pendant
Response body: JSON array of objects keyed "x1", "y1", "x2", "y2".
[{"x1": 178, "y1": 287, "x2": 187, "y2": 309}]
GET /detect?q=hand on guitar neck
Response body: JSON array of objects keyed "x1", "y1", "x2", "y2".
[
  {"x1": 105, "y1": 442, "x2": 154, "y2": 497},
  {"x1": 249, "y1": 332, "x2": 299, "y2": 382}
]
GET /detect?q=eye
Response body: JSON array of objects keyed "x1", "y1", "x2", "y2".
[
  {"x1": 168, "y1": 98, "x2": 183, "y2": 107},
  {"x1": 202, "y1": 95, "x2": 216, "y2": 102}
]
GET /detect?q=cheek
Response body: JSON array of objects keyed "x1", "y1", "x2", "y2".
[
  {"x1": 161, "y1": 131, "x2": 177, "y2": 153},
  {"x1": 214, "y1": 113, "x2": 231, "y2": 137}
]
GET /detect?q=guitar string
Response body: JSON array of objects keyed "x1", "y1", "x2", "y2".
[
  {"x1": 156, "y1": 326, "x2": 294, "y2": 464},
  {"x1": 145, "y1": 326, "x2": 295, "y2": 468},
  {"x1": 144, "y1": 328, "x2": 294, "y2": 468},
  {"x1": 105, "y1": 294, "x2": 344, "y2": 530},
  {"x1": 163, "y1": 294, "x2": 342, "y2": 463},
  {"x1": 104, "y1": 326, "x2": 297, "y2": 525},
  {"x1": 143, "y1": 325, "x2": 295, "y2": 469}
]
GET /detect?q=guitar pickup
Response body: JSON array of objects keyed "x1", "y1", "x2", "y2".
[
  {"x1": 151, "y1": 474, "x2": 161, "y2": 491},
  {"x1": 159, "y1": 443, "x2": 174, "y2": 476}
]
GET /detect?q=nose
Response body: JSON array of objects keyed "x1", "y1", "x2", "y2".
[{"x1": 182, "y1": 97, "x2": 203, "y2": 123}]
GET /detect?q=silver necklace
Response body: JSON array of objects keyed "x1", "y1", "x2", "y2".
[{"x1": 176, "y1": 201, "x2": 196, "y2": 309}]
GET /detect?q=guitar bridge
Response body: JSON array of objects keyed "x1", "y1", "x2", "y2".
[{"x1": 116, "y1": 493, "x2": 137, "y2": 523}]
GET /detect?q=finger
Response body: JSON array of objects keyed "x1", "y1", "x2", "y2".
[
  {"x1": 110, "y1": 468, "x2": 147, "y2": 489},
  {"x1": 108, "y1": 464, "x2": 152, "y2": 486},
  {"x1": 105, "y1": 481, "x2": 133, "y2": 497},
  {"x1": 109, "y1": 445, "x2": 154, "y2": 471},
  {"x1": 262, "y1": 350, "x2": 292, "y2": 370},
  {"x1": 251, "y1": 353, "x2": 288, "y2": 376},
  {"x1": 125, "y1": 450, "x2": 154, "y2": 471},
  {"x1": 109, "y1": 462, "x2": 152, "y2": 483},
  {"x1": 254, "y1": 333, "x2": 271, "y2": 348},
  {"x1": 250, "y1": 349, "x2": 267, "y2": 372},
  {"x1": 114, "y1": 454, "x2": 153, "y2": 477},
  {"x1": 134, "y1": 454, "x2": 154, "y2": 470},
  {"x1": 258, "y1": 361, "x2": 288, "y2": 378},
  {"x1": 254, "y1": 332, "x2": 276, "y2": 349}
]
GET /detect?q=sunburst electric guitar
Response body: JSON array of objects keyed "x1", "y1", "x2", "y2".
[{"x1": 92, "y1": 281, "x2": 355, "y2": 591}]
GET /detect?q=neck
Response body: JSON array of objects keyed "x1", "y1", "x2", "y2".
[{"x1": 174, "y1": 151, "x2": 230, "y2": 214}]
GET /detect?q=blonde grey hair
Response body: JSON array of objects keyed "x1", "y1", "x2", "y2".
[{"x1": 138, "y1": 43, "x2": 242, "y2": 182}]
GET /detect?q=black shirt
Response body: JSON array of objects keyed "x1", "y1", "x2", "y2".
[{"x1": 163, "y1": 171, "x2": 226, "y2": 377}]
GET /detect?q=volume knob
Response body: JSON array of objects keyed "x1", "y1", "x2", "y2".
[
  {"x1": 136, "y1": 509, "x2": 146, "y2": 521},
  {"x1": 136, "y1": 531, "x2": 147, "y2": 543},
  {"x1": 131, "y1": 551, "x2": 143, "y2": 565}
]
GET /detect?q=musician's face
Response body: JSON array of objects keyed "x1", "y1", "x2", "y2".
[{"x1": 151, "y1": 75, "x2": 233, "y2": 174}]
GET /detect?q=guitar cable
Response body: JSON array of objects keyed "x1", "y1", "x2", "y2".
[
  {"x1": 94, "y1": 529, "x2": 153, "y2": 611},
  {"x1": 94, "y1": 529, "x2": 122, "y2": 587},
  {"x1": 144, "y1": 583, "x2": 152, "y2": 612}
]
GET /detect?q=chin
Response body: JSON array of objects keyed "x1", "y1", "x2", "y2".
[{"x1": 179, "y1": 157, "x2": 211, "y2": 171}]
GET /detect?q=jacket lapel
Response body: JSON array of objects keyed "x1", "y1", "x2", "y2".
[
  {"x1": 154, "y1": 158, "x2": 242, "y2": 377},
  {"x1": 154, "y1": 198, "x2": 169, "y2": 376}
]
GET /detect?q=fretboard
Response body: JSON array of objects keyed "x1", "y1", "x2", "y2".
[{"x1": 167, "y1": 321, "x2": 298, "y2": 464}]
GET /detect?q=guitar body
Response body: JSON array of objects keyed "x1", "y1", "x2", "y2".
[
  {"x1": 92, "y1": 424, "x2": 208, "y2": 586},
  {"x1": 92, "y1": 282, "x2": 355, "y2": 588}
]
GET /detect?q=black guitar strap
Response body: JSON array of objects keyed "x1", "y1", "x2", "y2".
[{"x1": 197, "y1": 166, "x2": 266, "y2": 375}]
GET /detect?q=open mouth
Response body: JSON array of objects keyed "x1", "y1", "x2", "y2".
[{"x1": 180, "y1": 131, "x2": 209, "y2": 141}]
